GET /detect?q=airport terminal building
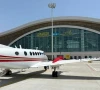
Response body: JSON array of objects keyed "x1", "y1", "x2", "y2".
[{"x1": 0, "y1": 16, "x2": 100, "y2": 59}]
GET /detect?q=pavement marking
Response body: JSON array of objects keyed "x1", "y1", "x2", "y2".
[{"x1": 86, "y1": 64, "x2": 100, "y2": 71}]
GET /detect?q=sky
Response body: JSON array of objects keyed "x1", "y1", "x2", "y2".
[{"x1": 0, "y1": 0, "x2": 100, "y2": 32}]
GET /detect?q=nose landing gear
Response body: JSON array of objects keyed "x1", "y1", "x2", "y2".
[{"x1": 44, "y1": 66, "x2": 49, "y2": 71}]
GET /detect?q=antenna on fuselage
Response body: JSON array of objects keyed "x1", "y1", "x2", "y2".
[
  {"x1": 19, "y1": 45, "x2": 22, "y2": 49},
  {"x1": 15, "y1": 45, "x2": 17, "y2": 48},
  {"x1": 36, "y1": 47, "x2": 38, "y2": 50}
]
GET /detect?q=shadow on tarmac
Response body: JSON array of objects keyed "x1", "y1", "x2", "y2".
[
  {"x1": 0, "y1": 70, "x2": 100, "y2": 87},
  {"x1": 37, "y1": 74, "x2": 100, "y2": 80},
  {"x1": 0, "y1": 70, "x2": 45, "y2": 87}
]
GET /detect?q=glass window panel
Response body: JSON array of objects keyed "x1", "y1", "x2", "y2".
[{"x1": 10, "y1": 27, "x2": 100, "y2": 52}]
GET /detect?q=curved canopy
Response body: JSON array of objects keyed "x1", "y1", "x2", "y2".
[{"x1": 0, "y1": 16, "x2": 100, "y2": 45}]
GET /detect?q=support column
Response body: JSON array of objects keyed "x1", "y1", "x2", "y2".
[
  {"x1": 31, "y1": 34, "x2": 33, "y2": 49},
  {"x1": 81, "y1": 30, "x2": 84, "y2": 51}
]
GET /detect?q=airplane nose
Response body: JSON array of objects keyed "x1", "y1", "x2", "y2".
[{"x1": 45, "y1": 55, "x2": 48, "y2": 61}]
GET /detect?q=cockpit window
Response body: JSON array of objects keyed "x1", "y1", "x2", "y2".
[
  {"x1": 41, "y1": 53, "x2": 44, "y2": 55},
  {"x1": 35, "y1": 52, "x2": 37, "y2": 55},
  {"x1": 24, "y1": 51, "x2": 27, "y2": 56},
  {"x1": 32, "y1": 52, "x2": 42, "y2": 55},
  {"x1": 15, "y1": 51, "x2": 19, "y2": 55}
]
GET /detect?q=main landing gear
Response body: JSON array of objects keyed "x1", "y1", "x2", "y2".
[
  {"x1": 44, "y1": 66, "x2": 59, "y2": 77},
  {"x1": 3, "y1": 69, "x2": 12, "y2": 76},
  {"x1": 52, "y1": 67, "x2": 58, "y2": 77},
  {"x1": 44, "y1": 66, "x2": 49, "y2": 71}
]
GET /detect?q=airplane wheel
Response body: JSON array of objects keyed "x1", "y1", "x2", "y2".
[
  {"x1": 52, "y1": 71, "x2": 58, "y2": 77},
  {"x1": 44, "y1": 66, "x2": 49, "y2": 71},
  {"x1": 5, "y1": 69, "x2": 12, "y2": 75}
]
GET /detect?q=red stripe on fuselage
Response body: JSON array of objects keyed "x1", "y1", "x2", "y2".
[
  {"x1": 0, "y1": 55, "x2": 40, "y2": 59},
  {"x1": 0, "y1": 55, "x2": 46, "y2": 62},
  {"x1": 0, "y1": 60, "x2": 41, "y2": 62},
  {"x1": 0, "y1": 55, "x2": 43, "y2": 60}
]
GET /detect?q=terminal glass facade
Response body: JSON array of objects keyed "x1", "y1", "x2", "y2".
[{"x1": 10, "y1": 27, "x2": 100, "y2": 52}]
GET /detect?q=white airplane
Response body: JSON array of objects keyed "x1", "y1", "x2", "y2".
[{"x1": 0, "y1": 44, "x2": 99, "y2": 77}]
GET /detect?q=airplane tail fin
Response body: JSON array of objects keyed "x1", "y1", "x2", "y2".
[{"x1": 53, "y1": 56, "x2": 64, "y2": 63}]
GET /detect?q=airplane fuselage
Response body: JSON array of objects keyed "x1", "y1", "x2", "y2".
[{"x1": 0, "y1": 48, "x2": 48, "y2": 69}]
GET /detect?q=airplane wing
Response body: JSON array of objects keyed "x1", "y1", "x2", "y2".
[
  {"x1": 31, "y1": 59, "x2": 80, "y2": 67},
  {"x1": 31, "y1": 57, "x2": 100, "y2": 68}
]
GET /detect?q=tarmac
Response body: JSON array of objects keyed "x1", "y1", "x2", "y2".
[{"x1": 0, "y1": 61, "x2": 100, "y2": 90}]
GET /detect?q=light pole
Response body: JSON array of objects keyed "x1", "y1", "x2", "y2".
[{"x1": 48, "y1": 3, "x2": 56, "y2": 60}]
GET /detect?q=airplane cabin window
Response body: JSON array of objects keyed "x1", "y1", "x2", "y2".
[
  {"x1": 39, "y1": 52, "x2": 41, "y2": 55},
  {"x1": 30, "y1": 52, "x2": 32, "y2": 56},
  {"x1": 40, "y1": 52, "x2": 41, "y2": 55},
  {"x1": 37, "y1": 52, "x2": 39, "y2": 55},
  {"x1": 33, "y1": 52, "x2": 35, "y2": 55},
  {"x1": 35, "y1": 52, "x2": 37, "y2": 55},
  {"x1": 24, "y1": 51, "x2": 27, "y2": 56},
  {"x1": 15, "y1": 51, "x2": 19, "y2": 55}
]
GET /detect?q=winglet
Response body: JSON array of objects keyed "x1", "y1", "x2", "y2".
[{"x1": 53, "y1": 56, "x2": 63, "y2": 63}]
